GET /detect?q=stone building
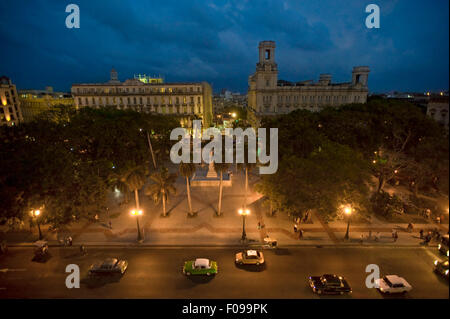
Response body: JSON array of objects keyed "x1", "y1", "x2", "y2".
[
  {"x1": 426, "y1": 96, "x2": 449, "y2": 130},
  {"x1": 19, "y1": 87, "x2": 74, "y2": 122},
  {"x1": 248, "y1": 41, "x2": 370, "y2": 115},
  {"x1": 0, "y1": 76, "x2": 23, "y2": 126},
  {"x1": 71, "y1": 69, "x2": 213, "y2": 127}
]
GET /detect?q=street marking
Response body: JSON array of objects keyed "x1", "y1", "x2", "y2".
[
  {"x1": 422, "y1": 247, "x2": 441, "y2": 261},
  {"x1": 0, "y1": 268, "x2": 27, "y2": 273}
]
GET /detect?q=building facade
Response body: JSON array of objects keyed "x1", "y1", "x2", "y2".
[
  {"x1": 248, "y1": 41, "x2": 370, "y2": 115},
  {"x1": 0, "y1": 76, "x2": 23, "y2": 126},
  {"x1": 72, "y1": 69, "x2": 213, "y2": 127},
  {"x1": 19, "y1": 87, "x2": 74, "y2": 122}
]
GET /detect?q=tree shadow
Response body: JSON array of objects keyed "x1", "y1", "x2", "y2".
[{"x1": 81, "y1": 273, "x2": 124, "y2": 289}]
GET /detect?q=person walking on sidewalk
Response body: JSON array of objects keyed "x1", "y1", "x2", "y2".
[
  {"x1": 374, "y1": 232, "x2": 380, "y2": 242},
  {"x1": 298, "y1": 229, "x2": 304, "y2": 239},
  {"x1": 419, "y1": 229, "x2": 424, "y2": 239},
  {"x1": 109, "y1": 221, "x2": 112, "y2": 229},
  {"x1": 293, "y1": 224, "x2": 298, "y2": 233},
  {"x1": 393, "y1": 230, "x2": 398, "y2": 242},
  {"x1": 360, "y1": 234, "x2": 364, "y2": 244}
]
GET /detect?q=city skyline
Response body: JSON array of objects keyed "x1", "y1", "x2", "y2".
[{"x1": 0, "y1": 0, "x2": 449, "y2": 94}]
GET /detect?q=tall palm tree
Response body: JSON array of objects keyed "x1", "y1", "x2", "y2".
[
  {"x1": 214, "y1": 162, "x2": 230, "y2": 216},
  {"x1": 238, "y1": 161, "x2": 256, "y2": 210},
  {"x1": 179, "y1": 162, "x2": 196, "y2": 216},
  {"x1": 111, "y1": 164, "x2": 147, "y2": 209},
  {"x1": 145, "y1": 167, "x2": 177, "y2": 216}
]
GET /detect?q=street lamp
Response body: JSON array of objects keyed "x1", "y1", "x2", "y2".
[
  {"x1": 30, "y1": 209, "x2": 42, "y2": 240},
  {"x1": 343, "y1": 206, "x2": 352, "y2": 240},
  {"x1": 131, "y1": 209, "x2": 143, "y2": 242},
  {"x1": 238, "y1": 208, "x2": 250, "y2": 241}
]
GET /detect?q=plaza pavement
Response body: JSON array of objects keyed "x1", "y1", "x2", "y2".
[{"x1": 1, "y1": 168, "x2": 448, "y2": 248}]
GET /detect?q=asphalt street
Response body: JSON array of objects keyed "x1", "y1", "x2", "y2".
[{"x1": 0, "y1": 246, "x2": 448, "y2": 299}]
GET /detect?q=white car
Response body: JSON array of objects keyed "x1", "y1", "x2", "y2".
[{"x1": 376, "y1": 275, "x2": 412, "y2": 294}]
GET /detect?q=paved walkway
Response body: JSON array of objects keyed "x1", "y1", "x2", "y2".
[{"x1": 1, "y1": 169, "x2": 448, "y2": 247}]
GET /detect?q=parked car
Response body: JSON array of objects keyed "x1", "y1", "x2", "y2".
[
  {"x1": 438, "y1": 235, "x2": 449, "y2": 257},
  {"x1": 183, "y1": 258, "x2": 218, "y2": 276},
  {"x1": 376, "y1": 275, "x2": 412, "y2": 294},
  {"x1": 235, "y1": 250, "x2": 264, "y2": 266},
  {"x1": 89, "y1": 258, "x2": 128, "y2": 275},
  {"x1": 434, "y1": 259, "x2": 449, "y2": 279},
  {"x1": 309, "y1": 274, "x2": 352, "y2": 295}
]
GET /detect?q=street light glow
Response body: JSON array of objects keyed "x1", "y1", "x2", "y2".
[{"x1": 344, "y1": 206, "x2": 352, "y2": 215}]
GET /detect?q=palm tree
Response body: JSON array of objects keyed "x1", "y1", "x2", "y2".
[
  {"x1": 179, "y1": 162, "x2": 196, "y2": 216},
  {"x1": 111, "y1": 164, "x2": 147, "y2": 209},
  {"x1": 214, "y1": 162, "x2": 230, "y2": 216},
  {"x1": 145, "y1": 167, "x2": 177, "y2": 217},
  {"x1": 238, "y1": 161, "x2": 256, "y2": 210}
]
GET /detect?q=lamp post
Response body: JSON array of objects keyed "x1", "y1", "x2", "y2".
[
  {"x1": 344, "y1": 206, "x2": 352, "y2": 241},
  {"x1": 31, "y1": 209, "x2": 42, "y2": 240},
  {"x1": 238, "y1": 208, "x2": 250, "y2": 241},
  {"x1": 131, "y1": 209, "x2": 143, "y2": 242}
]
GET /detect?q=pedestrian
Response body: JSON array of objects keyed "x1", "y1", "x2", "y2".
[
  {"x1": 67, "y1": 236, "x2": 73, "y2": 246},
  {"x1": 436, "y1": 216, "x2": 441, "y2": 224},
  {"x1": 419, "y1": 229, "x2": 424, "y2": 239},
  {"x1": 375, "y1": 232, "x2": 380, "y2": 242},
  {"x1": 407, "y1": 223, "x2": 413, "y2": 232},
  {"x1": 94, "y1": 214, "x2": 99, "y2": 222},
  {"x1": 294, "y1": 224, "x2": 298, "y2": 233},
  {"x1": 298, "y1": 229, "x2": 304, "y2": 239},
  {"x1": 257, "y1": 222, "x2": 261, "y2": 230},
  {"x1": 392, "y1": 229, "x2": 395, "y2": 239},
  {"x1": 360, "y1": 234, "x2": 364, "y2": 244},
  {"x1": 80, "y1": 244, "x2": 87, "y2": 255},
  {"x1": 426, "y1": 209, "x2": 431, "y2": 219},
  {"x1": 394, "y1": 231, "x2": 398, "y2": 242},
  {"x1": 109, "y1": 220, "x2": 112, "y2": 229}
]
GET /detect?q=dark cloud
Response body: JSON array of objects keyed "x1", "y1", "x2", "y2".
[{"x1": 0, "y1": 0, "x2": 448, "y2": 93}]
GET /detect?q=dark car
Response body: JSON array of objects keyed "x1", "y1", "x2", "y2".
[
  {"x1": 434, "y1": 259, "x2": 449, "y2": 279},
  {"x1": 309, "y1": 274, "x2": 352, "y2": 295},
  {"x1": 89, "y1": 258, "x2": 128, "y2": 275}
]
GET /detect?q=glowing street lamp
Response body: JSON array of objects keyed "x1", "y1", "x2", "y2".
[
  {"x1": 238, "y1": 208, "x2": 250, "y2": 241},
  {"x1": 131, "y1": 209, "x2": 143, "y2": 242},
  {"x1": 30, "y1": 209, "x2": 43, "y2": 240},
  {"x1": 343, "y1": 206, "x2": 352, "y2": 241},
  {"x1": 231, "y1": 112, "x2": 237, "y2": 118}
]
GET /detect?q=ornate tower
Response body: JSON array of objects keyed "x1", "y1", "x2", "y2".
[
  {"x1": 248, "y1": 41, "x2": 278, "y2": 114},
  {"x1": 109, "y1": 68, "x2": 119, "y2": 83}
]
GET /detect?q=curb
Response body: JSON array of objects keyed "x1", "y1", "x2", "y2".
[{"x1": 5, "y1": 242, "x2": 429, "y2": 249}]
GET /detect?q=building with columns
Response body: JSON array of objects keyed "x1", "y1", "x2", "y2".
[
  {"x1": 248, "y1": 41, "x2": 370, "y2": 115},
  {"x1": 0, "y1": 76, "x2": 23, "y2": 126},
  {"x1": 71, "y1": 69, "x2": 213, "y2": 127}
]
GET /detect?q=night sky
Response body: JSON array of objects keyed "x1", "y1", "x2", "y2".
[{"x1": 0, "y1": 0, "x2": 448, "y2": 93}]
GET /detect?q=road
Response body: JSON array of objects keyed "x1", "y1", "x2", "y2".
[{"x1": 0, "y1": 246, "x2": 448, "y2": 299}]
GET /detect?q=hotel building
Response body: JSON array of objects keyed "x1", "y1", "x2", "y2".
[
  {"x1": 71, "y1": 69, "x2": 213, "y2": 127},
  {"x1": 0, "y1": 76, "x2": 23, "y2": 126}
]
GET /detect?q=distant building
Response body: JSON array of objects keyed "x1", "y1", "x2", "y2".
[
  {"x1": 248, "y1": 41, "x2": 370, "y2": 115},
  {"x1": 0, "y1": 76, "x2": 23, "y2": 126},
  {"x1": 71, "y1": 69, "x2": 213, "y2": 127},
  {"x1": 427, "y1": 96, "x2": 449, "y2": 129},
  {"x1": 19, "y1": 87, "x2": 74, "y2": 122}
]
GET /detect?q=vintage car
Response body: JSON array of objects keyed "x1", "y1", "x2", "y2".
[
  {"x1": 88, "y1": 258, "x2": 128, "y2": 275},
  {"x1": 235, "y1": 250, "x2": 265, "y2": 266},
  {"x1": 183, "y1": 258, "x2": 218, "y2": 276},
  {"x1": 375, "y1": 275, "x2": 412, "y2": 294},
  {"x1": 434, "y1": 259, "x2": 449, "y2": 279},
  {"x1": 309, "y1": 274, "x2": 352, "y2": 295}
]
